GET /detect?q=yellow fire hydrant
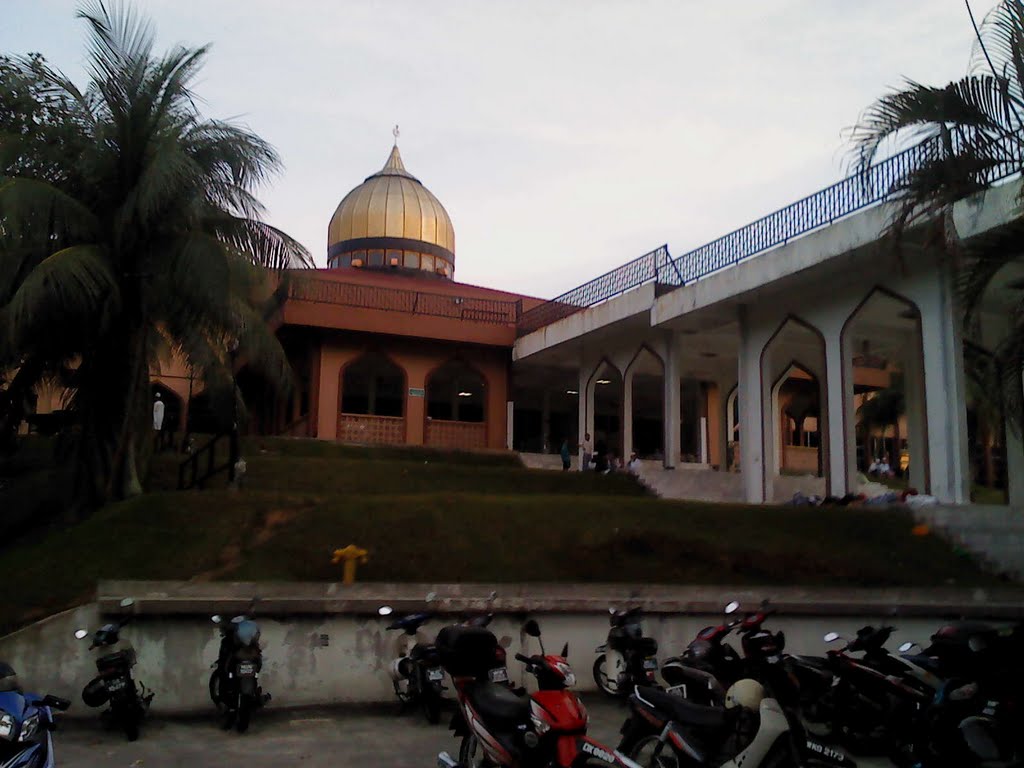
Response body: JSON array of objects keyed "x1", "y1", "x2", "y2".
[{"x1": 332, "y1": 544, "x2": 369, "y2": 584}]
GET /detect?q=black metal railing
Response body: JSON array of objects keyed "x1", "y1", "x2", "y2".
[
  {"x1": 516, "y1": 135, "x2": 1021, "y2": 337},
  {"x1": 178, "y1": 432, "x2": 238, "y2": 490},
  {"x1": 516, "y1": 245, "x2": 674, "y2": 335},
  {"x1": 289, "y1": 278, "x2": 521, "y2": 326}
]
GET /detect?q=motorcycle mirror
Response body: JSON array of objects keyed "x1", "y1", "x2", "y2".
[
  {"x1": 608, "y1": 606, "x2": 616, "y2": 614},
  {"x1": 823, "y1": 632, "x2": 841, "y2": 643},
  {"x1": 523, "y1": 619, "x2": 542, "y2": 638},
  {"x1": 425, "y1": 591, "x2": 437, "y2": 603},
  {"x1": 898, "y1": 641, "x2": 915, "y2": 653},
  {"x1": 968, "y1": 635, "x2": 987, "y2": 653},
  {"x1": 74, "y1": 629, "x2": 89, "y2": 640},
  {"x1": 487, "y1": 591, "x2": 497, "y2": 602},
  {"x1": 211, "y1": 615, "x2": 222, "y2": 624},
  {"x1": 119, "y1": 598, "x2": 135, "y2": 608},
  {"x1": 724, "y1": 601, "x2": 740, "y2": 615},
  {"x1": 377, "y1": 606, "x2": 394, "y2": 616}
]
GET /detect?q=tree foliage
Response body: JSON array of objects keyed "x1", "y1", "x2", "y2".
[
  {"x1": 852, "y1": 0, "x2": 1024, "y2": 436},
  {"x1": 0, "y1": 2, "x2": 311, "y2": 508}
]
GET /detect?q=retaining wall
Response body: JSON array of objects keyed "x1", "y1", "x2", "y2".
[{"x1": 1, "y1": 581, "x2": 1021, "y2": 716}]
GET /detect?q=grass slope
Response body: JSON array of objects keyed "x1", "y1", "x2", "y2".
[{"x1": 0, "y1": 436, "x2": 1007, "y2": 635}]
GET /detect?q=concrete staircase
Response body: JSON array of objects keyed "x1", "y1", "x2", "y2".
[{"x1": 912, "y1": 505, "x2": 1024, "y2": 581}]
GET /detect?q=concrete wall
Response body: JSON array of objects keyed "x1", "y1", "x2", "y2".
[{"x1": 1, "y1": 601, "x2": 1013, "y2": 716}]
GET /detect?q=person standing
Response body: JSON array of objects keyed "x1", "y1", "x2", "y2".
[
  {"x1": 152, "y1": 392, "x2": 166, "y2": 451},
  {"x1": 560, "y1": 438, "x2": 571, "y2": 471},
  {"x1": 579, "y1": 432, "x2": 592, "y2": 472}
]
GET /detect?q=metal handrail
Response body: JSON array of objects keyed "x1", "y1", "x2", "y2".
[
  {"x1": 516, "y1": 135, "x2": 1020, "y2": 337},
  {"x1": 516, "y1": 245, "x2": 673, "y2": 336},
  {"x1": 289, "y1": 278, "x2": 520, "y2": 326}
]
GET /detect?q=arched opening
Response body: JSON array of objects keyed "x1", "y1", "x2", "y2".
[
  {"x1": 338, "y1": 351, "x2": 406, "y2": 445},
  {"x1": 590, "y1": 360, "x2": 624, "y2": 468},
  {"x1": 627, "y1": 347, "x2": 663, "y2": 459},
  {"x1": 342, "y1": 352, "x2": 405, "y2": 417},
  {"x1": 760, "y1": 317, "x2": 829, "y2": 501},
  {"x1": 841, "y1": 288, "x2": 928, "y2": 494},
  {"x1": 425, "y1": 360, "x2": 487, "y2": 450}
]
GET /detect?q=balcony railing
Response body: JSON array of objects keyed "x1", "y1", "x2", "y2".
[
  {"x1": 516, "y1": 136, "x2": 1020, "y2": 337},
  {"x1": 516, "y1": 245, "x2": 675, "y2": 336},
  {"x1": 289, "y1": 278, "x2": 521, "y2": 326}
]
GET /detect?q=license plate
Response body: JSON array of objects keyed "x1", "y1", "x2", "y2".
[
  {"x1": 643, "y1": 658, "x2": 658, "y2": 670},
  {"x1": 106, "y1": 677, "x2": 127, "y2": 692},
  {"x1": 238, "y1": 662, "x2": 256, "y2": 676},
  {"x1": 427, "y1": 668, "x2": 444, "y2": 682},
  {"x1": 489, "y1": 667, "x2": 509, "y2": 683}
]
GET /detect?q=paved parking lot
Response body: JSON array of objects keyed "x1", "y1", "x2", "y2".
[{"x1": 56, "y1": 696, "x2": 892, "y2": 768}]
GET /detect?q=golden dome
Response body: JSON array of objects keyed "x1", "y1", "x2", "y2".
[{"x1": 327, "y1": 145, "x2": 456, "y2": 279}]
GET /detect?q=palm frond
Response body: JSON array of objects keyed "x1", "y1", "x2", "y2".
[{"x1": 5, "y1": 244, "x2": 119, "y2": 346}]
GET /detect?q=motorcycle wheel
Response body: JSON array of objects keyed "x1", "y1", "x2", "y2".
[
  {"x1": 209, "y1": 670, "x2": 222, "y2": 708},
  {"x1": 236, "y1": 695, "x2": 252, "y2": 733},
  {"x1": 629, "y1": 736, "x2": 679, "y2": 768},
  {"x1": 459, "y1": 734, "x2": 492, "y2": 768},
  {"x1": 122, "y1": 709, "x2": 140, "y2": 742},
  {"x1": 593, "y1": 655, "x2": 619, "y2": 697},
  {"x1": 421, "y1": 691, "x2": 441, "y2": 725}
]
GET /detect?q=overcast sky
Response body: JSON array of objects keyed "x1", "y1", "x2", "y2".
[{"x1": 2, "y1": 1, "x2": 999, "y2": 298}]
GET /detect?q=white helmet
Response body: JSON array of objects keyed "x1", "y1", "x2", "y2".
[{"x1": 725, "y1": 679, "x2": 765, "y2": 711}]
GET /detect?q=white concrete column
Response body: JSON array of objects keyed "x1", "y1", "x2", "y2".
[
  {"x1": 623, "y1": 370, "x2": 635, "y2": 458},
  {"x1": 506, "y1": 401, "x2": 514, "y2": 451},
  {"x1": 918, "y1": 263, "x2": 971, "y2": 504},
  {"x1": 1008, "y1": 372, "x2": 1024, "y2": 507},
  {"x1": 663, "y1": 333, "x2": 681, "y2": 469},
  {"x1": 577, "y1": 366, "x2": 589, "y2": 468},
  {"x1": 823, "y1": 329, "x2": 849, "y2": 497},
  {"x1": 738, "y1": 305, "x2": 765, "y2": 503},
  {"x1": 902, "y1": 342, "x2": 929, "y2": 493}
]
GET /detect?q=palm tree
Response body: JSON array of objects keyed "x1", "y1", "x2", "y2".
[
  {"x1": 852, "y1": 0, "x2": 1024, "y2": 435},
  {"x1": 0, "y1": 2, "x2": 311, "y2": 507}
]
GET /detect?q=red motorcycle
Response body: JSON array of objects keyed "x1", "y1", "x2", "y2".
[{"x1": 437, "y1": 619, "x2": 641, "y2": 768}]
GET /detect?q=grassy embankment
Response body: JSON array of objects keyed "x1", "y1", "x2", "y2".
[{"x1": 0, "y1": 436, "x2": 1005, "y2": 635}]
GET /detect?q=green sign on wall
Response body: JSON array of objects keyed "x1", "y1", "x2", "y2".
[{"x1": 409, "y1": 387, "x2": 425, "y2": 397}]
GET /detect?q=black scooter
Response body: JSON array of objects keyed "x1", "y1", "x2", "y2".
[
  {"x1": 74, "y1": 598, "x2": 153, "y2": 741},
  {"x1": 382, "y1": 609, "x2": 447, "y2": 724},
  {"x1": 594, "y1": 607, "x2": 659, "y2": 697},
  {"x1": 209, "y1": 607, "x2": 271, "y2": 733}
]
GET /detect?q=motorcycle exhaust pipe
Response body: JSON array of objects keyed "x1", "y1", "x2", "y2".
[{"x1": 437, "y1": 751, "x2": 460, "y2": 768}]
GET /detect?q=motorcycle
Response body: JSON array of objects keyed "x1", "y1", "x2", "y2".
[
  {"x1": 621, "y1": 600, "x2": 854, "y2": 768},
  {"x1": 74, "y1": 598, "x2": 153, "y2": 741},
  {"x1": 382, "y1": 608, "x2": 448, "y2": 724},
  {"x1": 209, "y1": 606, "x2": 271, "y2": 733},
  {"x1": 815, "y1": 626, "x2": 938, "y2": 757},
  {"x1": 660, "y1": 601, "x2": 745, "y2": 706},
  {"x1": 0, "y1": 662, "x2": 70, "y2": 768},
  {"x1": 438, "y1": 618, "x2": 642, "y2": 768},
  {"x1": 594, "y1": 607, "x2": 659, "y2": 697}
]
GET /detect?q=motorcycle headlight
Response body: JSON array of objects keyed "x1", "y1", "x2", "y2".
[
  {"x1": 18, "y1": 714, "x2": 39, "y2": 742},
  {"x1": 0, "y1": 713, "x2": 14, "y2": 741},
  {"x1": 553, "y1": 661, "x2": 576, "y2": 687},
  {"x1": 530, "y1": 713, "x2": 550, "y2": 735}
]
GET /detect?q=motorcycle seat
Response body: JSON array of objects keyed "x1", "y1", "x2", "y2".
[
  {"x1": 635, "y1": 686, "x2": 729, "y2": 729},
  {"x1": 468, "y1": 682, "x2": 530, "y2": 724}
]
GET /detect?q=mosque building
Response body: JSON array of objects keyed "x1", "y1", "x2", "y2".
[{"x1": 244, "y1": 140, "x2": 544, "y2": 451}]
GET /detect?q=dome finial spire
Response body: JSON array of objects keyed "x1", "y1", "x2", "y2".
[{"x1": 393, "y1": 124, "x2": 400, "y2": 146}]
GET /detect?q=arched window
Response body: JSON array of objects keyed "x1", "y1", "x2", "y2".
[
  {"x1": 427, "y1": 361, "x2": 485, "y2": 422},
  {"x1": 341, "y1": 352, "x2": 405, "y2": 417}
]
